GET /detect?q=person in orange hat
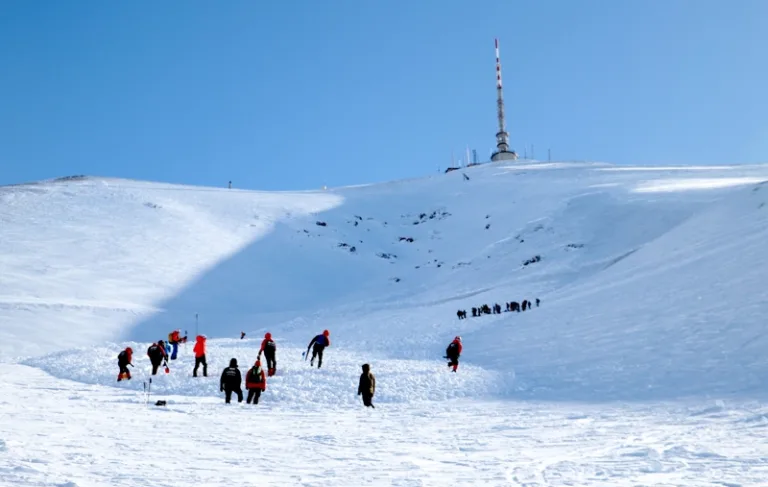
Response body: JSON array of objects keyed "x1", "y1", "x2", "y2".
[
  {"x1": 245, "y1": 359, "x2": 267, "y2": 404},
  {"x1": 259, "y1": 332, "x2": 277, "y2": 376},
  {"x1": 117, "y1": 347, "x2": 133, "y2": 381},
  {"x1": 306, "y1": 329, "x2": 331, "y2": 369}
]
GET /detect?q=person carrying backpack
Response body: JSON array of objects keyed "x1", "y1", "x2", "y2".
[
  {"x1": 245, "y1": 359, "x2": 267, "y2": 404},
  {"x1": 445, "y1": 336, "x2": 463, "y2": 372},
  {"x1": 147, "y1": 340, "x2": 168, "y2": 375},
  {"x1": 193, "y1": 334, "x2": 207, "y2": 377},
  {"x1": 117, "y1": 347, "x2": 133, "y2": 381},
  {"x1": 167, "y1": 329, "x2": 187, "y2": 360},
  {"x1": 220, "y1": 358, "x2": 243, "y2": 404},
  {"x1": 306, "y1": 329, "x2": 331, "y2": 368},
  {"x1": 259, "y1": 332, "x2": 277, "y2": 376}
]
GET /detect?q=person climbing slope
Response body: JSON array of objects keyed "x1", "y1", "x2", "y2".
[
  {"x1": 306, "y1": 329, "x2": 331, "y2": 368},
  {"x1": 147, "y1": 340, "x2": 168, "y2": 375},
  {"x1": 357, "y1": 363, "x2": 376, "y2": 408},
  {"x1": 259, "y1": 332, "x2": 277, "y2": 376},
  {"x1": 167, "y1": 329, "x2": 187, "y2": 360},
  {"x1": 245, "y1": 359, "x2": 267, "y2": 404},
  {"x1": 193, "y1": 334, "x2": 207, "y2": 377},
  {"x1": 220, "y1": 358, "x2": 243, "y2": 404},
  {"x1": 117, "y1": 347, "x2": 133, "y2": 381},
  {"x1": 445, "y1": 336, "x2": 463, "y2": 373}
]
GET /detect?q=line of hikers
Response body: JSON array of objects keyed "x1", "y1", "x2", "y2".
[
  {"x1": 116, "y1": 329, "x2": 463, "y2": 409},
  {"x1": 456, "y1": 298, "x2": 540, "y2": 319}
]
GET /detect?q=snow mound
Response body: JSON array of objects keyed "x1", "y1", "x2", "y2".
[{"x1": 23, "y1": 339, "x2": 504, "y2": 406}]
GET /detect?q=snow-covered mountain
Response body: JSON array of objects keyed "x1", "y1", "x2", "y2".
[{"x1": 2, "y1": 162, "x2": 768, "y2": 486}]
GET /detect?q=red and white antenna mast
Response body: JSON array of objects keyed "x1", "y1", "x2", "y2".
[{"x1": 491, "y1": 38, "x2": 517, "y2": 161}]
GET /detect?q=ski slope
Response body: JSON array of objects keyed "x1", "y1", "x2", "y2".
[{"x1": 2, "y1": 162, "x2": 768, "y2": 486}]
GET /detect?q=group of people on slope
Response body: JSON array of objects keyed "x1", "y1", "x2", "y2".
[{"x1": 116, "y1": 329, "x2": 461, "y2": 409}]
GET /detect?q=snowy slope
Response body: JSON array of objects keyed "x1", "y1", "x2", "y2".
[{"x1": 3, "y1": 162, "x2": 768, "y2": 486}]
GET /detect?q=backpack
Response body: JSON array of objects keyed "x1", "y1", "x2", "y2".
[
  {"x1": 263, "y1": 340, "x2": 276, "y2": 353},
  {"x1": 446, "y1": 342, "x2": 458, "y2": 356},
  {"x1": 249, "y1": 367, "x2": 264, "y2": 383}
]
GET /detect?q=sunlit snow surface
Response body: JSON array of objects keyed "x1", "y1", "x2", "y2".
[{"x1": 2, "y1": 163, "x2": 768, "y2": 485}]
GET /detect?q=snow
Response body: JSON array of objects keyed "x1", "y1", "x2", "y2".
[{"x1": 2, "y1": 162, "x2": 768, "y2": 485}]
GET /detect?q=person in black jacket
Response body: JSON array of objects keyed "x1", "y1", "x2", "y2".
[
  {"x1": 220, "y1": 358, "x2": 243, "y2": 403},
  {"x1": 147, "y1": 340, "x2": 168, "y2": 375},
  {"x1": 117, "y1": 347, "x2": 133, "y2": 381},
  {"x1": 357, "y1": 363, "x2": 376, "y2": 408}
]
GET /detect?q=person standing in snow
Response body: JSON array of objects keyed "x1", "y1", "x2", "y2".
[
  {"x1": 117, "y1": 347, "x2": 133, "y2": 381},
  {"x1": 245, "y1": 359, "x2": 267, "y2": 404},
  {"x1": 357, "y1": 363, "x2": 376, "y2": 408},
  {"x1": 445, "y1": 336, "x2": 463, "y2": 372},
  {"x1": 220, "y1": 358, "x2": 243, "y2": 404},
  {"x1": 193, "y1": 334, "x2": 207, "y2": 377},
  {"x1": 258, "y1": 332, "x2": 277, "y2": 376},
  {"x1": 306, "y1": 329, "x2": 331, "y2": 368},
  {"x1": 167, "y1": 329, "x2": 187, "y2": 360},
  {"x1": 147, "y1": 340, "x2": 168, "y2": 375}
]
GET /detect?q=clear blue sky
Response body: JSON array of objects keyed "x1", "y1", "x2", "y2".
[{"x1": 1, "y1": 1, "x2": 767, "y2": 190}]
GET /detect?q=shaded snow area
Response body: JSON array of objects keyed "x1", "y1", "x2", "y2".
[{"x1": 3, "y1": 163, "x2": 768, "y2": 485}]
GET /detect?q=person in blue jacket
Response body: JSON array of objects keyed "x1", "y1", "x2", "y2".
[{"x1": 306, "y1": 329, "x2": 331, "y2": 368}]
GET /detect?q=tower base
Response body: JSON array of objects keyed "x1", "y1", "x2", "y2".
[{"x1": 491, "y1": 150, "x2": 518, "y2": 162}]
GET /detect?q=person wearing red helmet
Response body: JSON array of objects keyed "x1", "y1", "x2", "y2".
[
  {"x1": 245, "y1": 359, "x2": 267, "y2": 404},
  {"x1": 445, "y1": 336, "x2": 463, "y2": 372},
  {"x1": 306, "y1": 329, "x2": 331, "y2": 368},
  {"x1": 258, "y1": 332, "x2": 277, "y2": 376},
  {"x1": 193, "y1": 335, "x2": 207, "y2": 377},
  {"x1": 117, "y1": 347, "x2": 133, "y2": 381}
]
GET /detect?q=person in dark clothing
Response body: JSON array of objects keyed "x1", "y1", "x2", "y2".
[
  {"x1": 471, "y1": 307, "x2": 477, "y2": 317},
  {"x1": 522, "y1": 300, "x2": 528, "y2": 311},
  {"x1": 220, "y1": 358, "x2": 243, "y2": 404},
  {"x1": 536, "y1": 298, "x2": 541, "y2": 307},
  {"x1": 445, "y1": 336, "x2": 462, "y2": 372},
  {"x1": 117, "y1": 347, "x2": 133, "y2": 381},
  {"x1": 259, "y1": 332, "x2": 277, "y2": 376},
  {"x1": 306, "y1": 329, "x2": 331, "y2": 368},
  {"x1": 357, "y1": 363, "x2": 376, "y2": 408},
  {"x1": 147, "y1": 340, "x2": 168, "y2": 375},
  {"x1": 245, "y1": 360, "x2": 267, "y2": 404}
]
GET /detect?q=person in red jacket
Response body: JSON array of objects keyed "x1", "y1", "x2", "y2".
[
  {"x1": 245, "y1": 359, "x2": 267, "y2": 404},
  {"x1": 258, "y1": 332, "x2": 277, "y2": 376},
  {"x1": 117, "y1": 347, "x2": 133, "y2": 381},
  {"x1": 167, "y1": 329, "x2": 187, "y2": 360},
  {"x1": 193, "y1": 334, "x2": 207, "y2": 377},
  {"x1": 445, "y1": 336, "x2": 463, "y2": 372}
]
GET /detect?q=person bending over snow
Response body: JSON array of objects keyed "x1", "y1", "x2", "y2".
[{"x1": 306, "y1": 329, "x2": 331, "y2": 369}]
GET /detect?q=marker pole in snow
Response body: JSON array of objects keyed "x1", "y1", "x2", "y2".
[{"x1": 144, "y1": 378, "x2": 152, "y2": 407}]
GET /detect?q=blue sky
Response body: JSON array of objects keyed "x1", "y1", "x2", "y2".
[{"x1": 1, "y1": 1, "x2": 767, "y2": 190}]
